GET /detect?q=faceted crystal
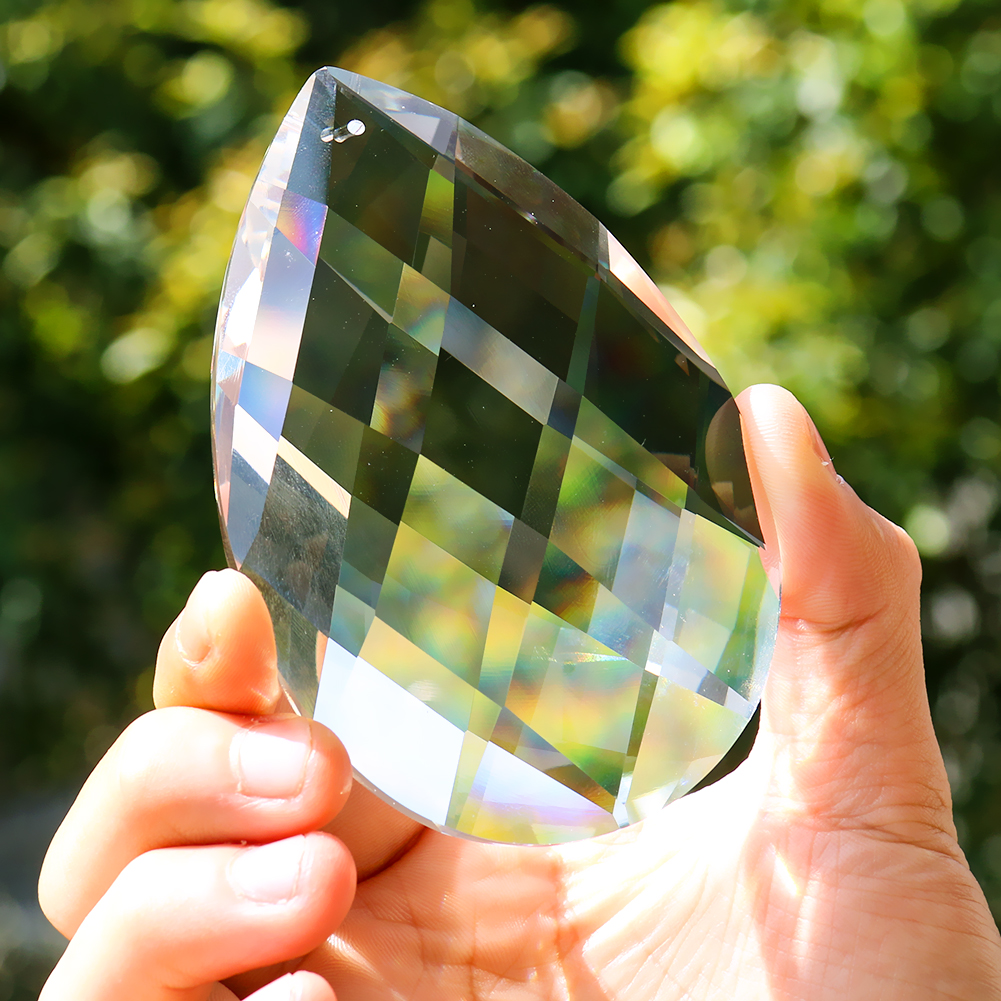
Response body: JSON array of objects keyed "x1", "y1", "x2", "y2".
[{"x1": 211, "y1": 68, "x2": 779, "y2": 846}]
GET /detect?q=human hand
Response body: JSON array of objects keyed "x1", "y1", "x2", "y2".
[{"x1": 38, "y1": 385, "x2": 1001, "y2": 1000}]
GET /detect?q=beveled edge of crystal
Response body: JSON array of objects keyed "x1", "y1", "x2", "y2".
[
  {"x1": 210, "y1": 73, "x2": 322, "y2": 553},
  {"x1": 347, "y1": 764, "x2": 548, "y2": 846}
]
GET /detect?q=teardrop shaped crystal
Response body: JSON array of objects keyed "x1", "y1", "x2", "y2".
[{"x1": 211, "y1": 68, "x2": 779, "y2": 845}]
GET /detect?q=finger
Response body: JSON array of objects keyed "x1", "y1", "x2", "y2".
[
  {"x1": 156, "y1": 569, "x2": 424, "y2": 878},
  {"x1": 155, "y1": 569, "x2": 283, "y2": 715},
  {"x1": 242, "y1": 973, "x2": 336, "y2": 1001},
  {"x1": 736, "y1": 385, "x2": 948, "y2": 829},
  {"x1": 206, "y1": 971, "x2": 336, "y2": 1001},
  {"x1": 39, "y1": 834, "x2": 353, "y2": 1001},
  {"x1": 39, "y1": 708, "x2": 351, "y2": 937}
]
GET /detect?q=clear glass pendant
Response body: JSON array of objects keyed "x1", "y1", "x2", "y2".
[{"x1": 211, "y1": 68, "x2": 779, "y2": 845}]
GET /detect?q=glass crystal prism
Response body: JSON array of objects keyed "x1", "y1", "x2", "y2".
[{"x1": 211, "y1": 68, "x2": 779, "y2": 846}]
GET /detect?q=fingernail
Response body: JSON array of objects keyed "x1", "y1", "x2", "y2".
[
  {"x1": 250, "y1": 975, "x2": 296, "y2": 1001},
  {"x1": 234, "y1": 718, "x2": 311, "y2": 798},
  {"x1": 806, "y1": 415, "x2": 836, "y2": 474},
  {"x1": 229, "y1": 836, "x2": 305, "y2": 903},
  {"x1": 255, "y1": 974, "x2": 315, "y2": 1001},
  {"x1": 175, "y1": 571, "x2": 220, "y2": 665},
  {"x1": 175, "y1": 603, "x2": 209, "y2": 665}
]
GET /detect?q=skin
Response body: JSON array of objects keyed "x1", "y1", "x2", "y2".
[{"x1": 37, "y1": 385, "x2": 1001, "y2": 1000}]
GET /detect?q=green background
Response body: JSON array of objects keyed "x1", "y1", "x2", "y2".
[{"x1": 1, "y1": 0, "x2": 999, "y2": 994}]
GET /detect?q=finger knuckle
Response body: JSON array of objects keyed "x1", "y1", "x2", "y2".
[
  {"x1": 37, "y1": 865, "x2": 72, "y2": 936},
  {"x1": 113, "y1": 709, "x2": 183, "y2": 801},
  {"x1": 870, "y1": 514, "x2": 922, "y2": 594},
  {"x1": 891, "y1": 521, "x2": 923, "y2": 579}
]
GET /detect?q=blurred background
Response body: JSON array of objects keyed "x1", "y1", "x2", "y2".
[{"x1": 0, "y1": 0, "x2": 999, "y2": 993}]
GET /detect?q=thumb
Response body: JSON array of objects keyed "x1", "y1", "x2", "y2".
[{"x1": 736, "y1": 384, "x2": 951, "y2": 837}]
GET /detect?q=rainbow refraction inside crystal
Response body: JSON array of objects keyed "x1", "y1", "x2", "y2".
[{"x1": 211, "y1": 68, "x2": 779, "y2": 845}]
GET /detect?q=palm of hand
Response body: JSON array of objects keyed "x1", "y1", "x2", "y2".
[
  {"x1": 38, "y1": 388, "x2": 1001, "y2": 1000},
  {"x1": 281, "y1": 672, "x2": 977, "y2": 1001}
]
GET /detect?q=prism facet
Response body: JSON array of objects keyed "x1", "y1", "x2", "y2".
[{"x1": 211, "y1": 68, "x2": 779, "y2": 845}]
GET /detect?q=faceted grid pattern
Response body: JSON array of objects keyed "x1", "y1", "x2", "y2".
[{"x1": 212, "y1": 68, "x2": 779, "y2": 845}]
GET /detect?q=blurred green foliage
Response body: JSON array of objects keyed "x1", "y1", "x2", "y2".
[{"x1": 1, "y1": 0, "x2": 1000, "y2": 990}]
